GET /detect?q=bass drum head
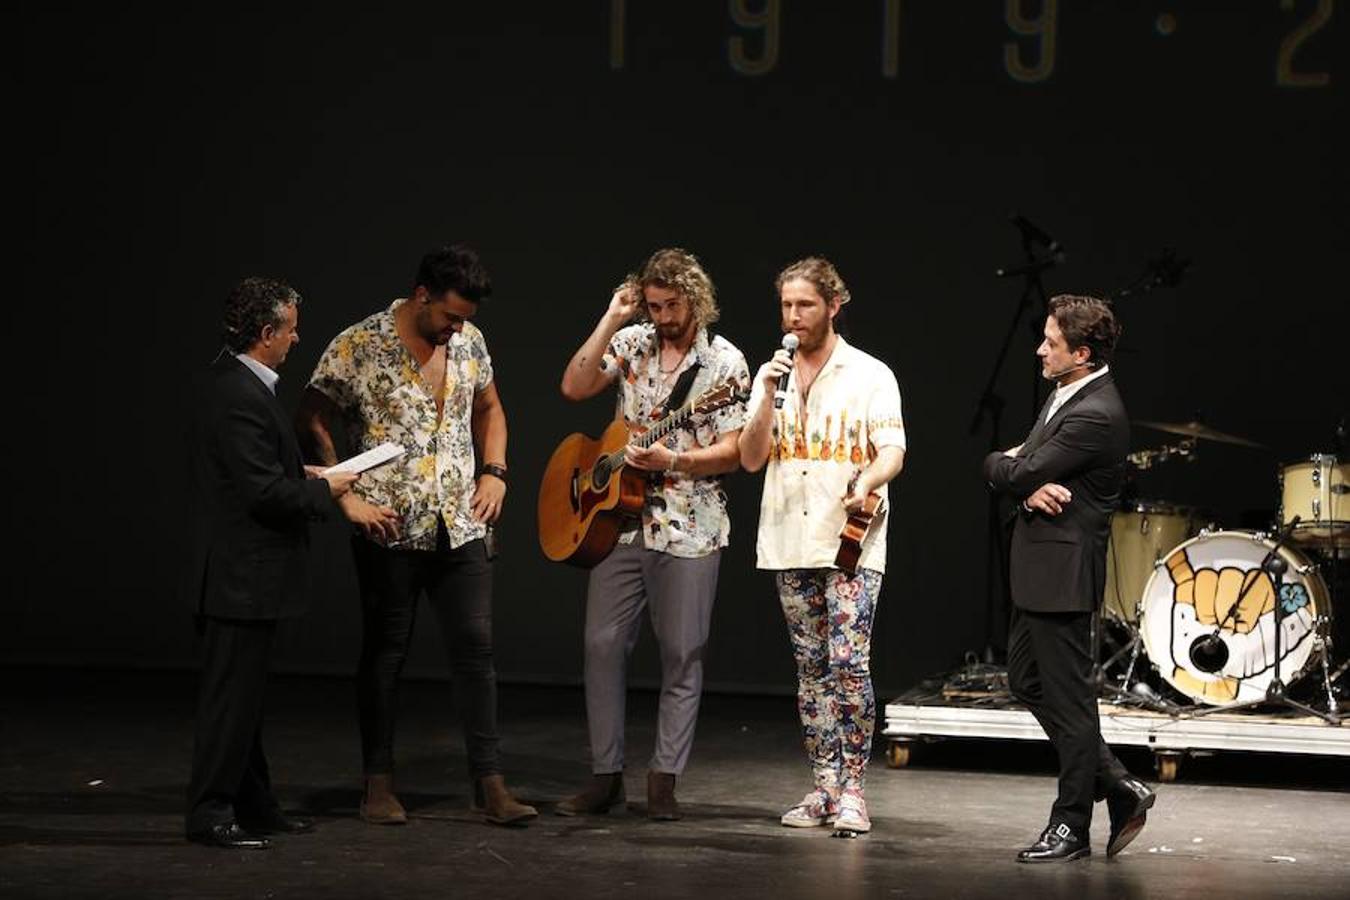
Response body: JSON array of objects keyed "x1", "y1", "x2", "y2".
[{"x1": 1139, "y1": 530, "x2": 1326, "y2": 706}]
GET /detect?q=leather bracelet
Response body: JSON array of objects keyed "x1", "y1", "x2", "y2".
[{"x1": 481, "y1": 463, "x2": 508, "y2": 482}]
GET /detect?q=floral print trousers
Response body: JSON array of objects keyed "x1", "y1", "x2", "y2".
[{"x1": 776, "y1": 568, "x2": 883, "y2": 792}]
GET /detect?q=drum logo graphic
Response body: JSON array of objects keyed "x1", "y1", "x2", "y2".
[{"x1": 1141, "y1": 532, "x2": 1319, "y2": 705}]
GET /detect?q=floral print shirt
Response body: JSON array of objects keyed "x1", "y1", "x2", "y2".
[
  {"x1": 307, "y1": 300, "x2": 493, "y2": 552},
  {"x1": 600, "y1": 323, "x2": 750, "y2": 558}
]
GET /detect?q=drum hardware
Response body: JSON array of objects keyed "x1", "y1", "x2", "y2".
[
  {"x1": 1136, "y1": 419, "x2": 1266, "y2": 448},
  {"x1": 1126, "y1": 437, "x2": 1197, "y2": 470},
  {"x1": 1278, "y1": 453, "x2": 1348, "y2": 547},
  {"x1": 1096, "y1": 431, "x2": 1348, "y2": 721}
]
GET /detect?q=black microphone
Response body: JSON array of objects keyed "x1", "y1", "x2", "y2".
[
  {"x1": 1010, "y1": 213, "x2": 1065, "y2": 259},
  {"x1": 773, "y1": 333, "x2": 799, "y2": 409},
  {"x1": 1189, "y1": 633, "x2": 1229, "y2": 674}
]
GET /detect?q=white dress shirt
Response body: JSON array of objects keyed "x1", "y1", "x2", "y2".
[
  {"x1": 1044, "y1": 364, "x2": 1109, "y2": 423},
  {"x1": 236, "y1": 353, "x2": 280, "y2": 395}
]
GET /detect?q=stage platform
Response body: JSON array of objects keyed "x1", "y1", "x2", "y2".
[
  {"x1": 884, "y1": 698, "x2": 1350, "y2": 782},
  {"x1": 2, "y1": 668, "x2": 1347, "y2": 899}
]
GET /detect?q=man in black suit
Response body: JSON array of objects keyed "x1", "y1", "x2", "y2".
[
  {"x1": 184, "y1": 277, "x2": 358, "y2": 849},
  {"x1": 982, "y1": 294, "x2": 1155, "y2": 863}
]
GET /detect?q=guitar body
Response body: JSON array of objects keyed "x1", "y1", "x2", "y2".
[
  {"x1": 835, "y1": 492, "x2": 884, "y2": 576},
  {"x1": 538, "y1": 418, "x2": 646, "y2": 567}
]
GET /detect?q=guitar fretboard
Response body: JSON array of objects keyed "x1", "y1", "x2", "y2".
[{"x1": 602, "y1": 402, "x2": 695, "y2": 470}]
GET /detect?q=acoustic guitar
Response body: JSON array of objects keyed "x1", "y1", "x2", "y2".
[
  {"x1": 835, "y1": 491, "x2": 886, "y2": 576},
  {"x1": 537, "y1": 381, "x2": 747, "y2": 568}
]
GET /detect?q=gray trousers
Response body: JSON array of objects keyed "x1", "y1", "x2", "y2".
[{"x1": 583, "y1": 541, "x2": 721, "y2": 775}]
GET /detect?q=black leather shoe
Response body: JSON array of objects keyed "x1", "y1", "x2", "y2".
[
  {"x1": 187, "y1": 822, "x2": 271, "y2": 849},
  {"x1": 1106, "y1": 775, "x2": 1156, "y2": 857},
  {"x1": 239, "y1": 811, "x2": 316, "y2": 835},
  {"x1": 1017, "y1": 823, "x2": 1090, "y2": 863}
]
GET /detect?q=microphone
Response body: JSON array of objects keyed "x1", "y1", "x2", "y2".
[
  {"x1": 1010, "y1": 213, "x2": 1065, "y2": 259},
  {"x1": 1189, "y1": 632, "x2": 1229, "y2": 673},
  {"x1": 1046, "y1": 361, "x2": 1092, "y2": 380},
  {"x1": 773, "y1": 333, "x2": 799, "y2": 409}
]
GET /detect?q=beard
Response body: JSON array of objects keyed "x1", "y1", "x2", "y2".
[{"x1": 792, "y1": 321, "x2": 832, "y2": 352}]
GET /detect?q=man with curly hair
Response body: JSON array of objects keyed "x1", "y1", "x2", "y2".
[
  {"x1": 557, "y1": 248, "x2": 749, "y2": 820},
  {"x1": 739, "y1": 257, "x2": 906, "y2": 837}
]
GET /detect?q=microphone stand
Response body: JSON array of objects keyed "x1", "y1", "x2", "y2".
[
  {"x1": 969, "y1": 229, "x2": 1056, "y2": 662},
  {"x1": 1110, "y1": 248, "x2": 1191, "y2": 301}
]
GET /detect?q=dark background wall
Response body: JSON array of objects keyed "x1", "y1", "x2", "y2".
[{"x1": 15, "y1": 3, "x2": 1346, "y2": 696}]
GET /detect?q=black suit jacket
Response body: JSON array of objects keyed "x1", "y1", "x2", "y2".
[
  {"x1": 981, "y1": 372, "x2": 1129, "y2": 613},
  {"x1": 183, "y1": 354, "x2": 333, "y2": 620}
]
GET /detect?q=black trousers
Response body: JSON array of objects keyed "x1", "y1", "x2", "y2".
[
  {"x1": 353, "y1": 530, "x2": 500, "y2": 780},
  {"x1": 185, "y1": 616, "x2": 280, "y2": 835},
  {"x1": 1006, "y1": 606, "x2": 1129, "y2": 833}
]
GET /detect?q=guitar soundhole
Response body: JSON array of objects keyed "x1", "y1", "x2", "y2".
[{"x1": 592, "y1": 458, "x2": 612, "y2": 491}]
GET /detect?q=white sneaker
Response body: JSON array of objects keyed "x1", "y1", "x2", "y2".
[
  {"x1": 832, "y1": 789, "x2": 871, "y2": 834},
  {"x1": 780, "y1": 789, "x2": 839, "y2": 827}
]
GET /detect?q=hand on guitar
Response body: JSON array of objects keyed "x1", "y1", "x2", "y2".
[
  {"x1": 842, "y1": 477, "x2": 873, "y2": 513},
  {"x1": 471, "y1": 473, "x2": 507, "y2": 523},
  {"x1": 339, "y1": 494, "x2": 402, "y2": 543},
  {"x1": 625, "y1": 441, "x2": 678, "y2": 473}
]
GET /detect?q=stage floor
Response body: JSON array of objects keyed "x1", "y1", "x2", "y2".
[{"x1": 2, "y1": 669, "x2": 1347, "y2": 899}]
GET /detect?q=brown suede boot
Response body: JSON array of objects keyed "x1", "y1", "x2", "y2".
[
  {"x1": 360, "y1": 774, "x2": 407, "y2": 825},
  {"x1": 555, "y1": 773, "x2": 626, "y2": 817},
  {"x1": 647, "y1": 771, "x2": 680, "y2": 821},
  {"x1": 476, "y1": 774, "x2": 538, "y2": 827}
]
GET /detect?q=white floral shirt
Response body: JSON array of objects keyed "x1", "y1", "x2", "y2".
[
  {"x1": 307, "y1": 300, "x2": 493, "y2": 552},
  {"x1": 600, "y1": 323, "x2": 750, "y2": 558}
]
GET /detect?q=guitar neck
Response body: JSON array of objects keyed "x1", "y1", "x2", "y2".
[{"x1": 603, "y1": 402, "x2": 693, "y2": 469}]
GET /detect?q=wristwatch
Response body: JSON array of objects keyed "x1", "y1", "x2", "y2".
[{"x1": 481, "y1": 463, "x2": 508, "y2": 482}]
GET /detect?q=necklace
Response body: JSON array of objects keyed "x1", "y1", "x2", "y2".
[{"x1": 658, "y1": 348, "x2": 687, "y2": 375}]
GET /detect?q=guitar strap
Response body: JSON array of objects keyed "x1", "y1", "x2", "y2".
[{"x1": 660, "y1": 361, "x2": 702, "y2": 415}]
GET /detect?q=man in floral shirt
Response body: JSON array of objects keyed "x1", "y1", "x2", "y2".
[
  {"x1": 557, "y1": 248, "x2": 748, "y2": 820},
  {"x1": 296, "y1": 244, "x2": 535, "y2": 827}
]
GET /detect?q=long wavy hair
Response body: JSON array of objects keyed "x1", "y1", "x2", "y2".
[{"x1": 622, "y1": 247, "x2": 720, "y2": 329}]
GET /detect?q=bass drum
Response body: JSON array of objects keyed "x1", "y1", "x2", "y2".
[
  {"x1": 1139, "y1": 530, "x2": 1327, "y2": 706},
  {"x1": 1102, "y1": 503, "x2": 1198, "y2": 623}
]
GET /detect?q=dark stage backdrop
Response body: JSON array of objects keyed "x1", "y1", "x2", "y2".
[{"x1": 16, "y1": 3, "x2": 1346, "y2": 696}]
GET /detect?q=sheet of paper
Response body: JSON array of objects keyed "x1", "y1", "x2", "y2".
[{"x1": 323, "y1": 442, "x2": 406, "y2": 476}]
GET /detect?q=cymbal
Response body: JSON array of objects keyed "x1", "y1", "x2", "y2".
[{"x1": 1135, "y1": 419, "x2": 1265, "y2": 448}]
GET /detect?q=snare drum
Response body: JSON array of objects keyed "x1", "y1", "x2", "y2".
[
  {"x1": 1102, "y1": 502, "x2": 1198, "y2": 623},
  {"x1": 1279, "y1": 454, "x2": 1349, "y2": 545},
  {"x1": 1138, "y1": 530, "x2": 1327, "y2": 705}
]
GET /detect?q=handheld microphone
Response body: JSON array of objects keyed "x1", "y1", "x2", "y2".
[{"x1": 773, "y1": 333, "x2": 799, "y2": 409}]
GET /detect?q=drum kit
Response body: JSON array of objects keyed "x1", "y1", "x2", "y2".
[{"x1": 1098, "y1": 419, "x2": 1348, "y2": 723}]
